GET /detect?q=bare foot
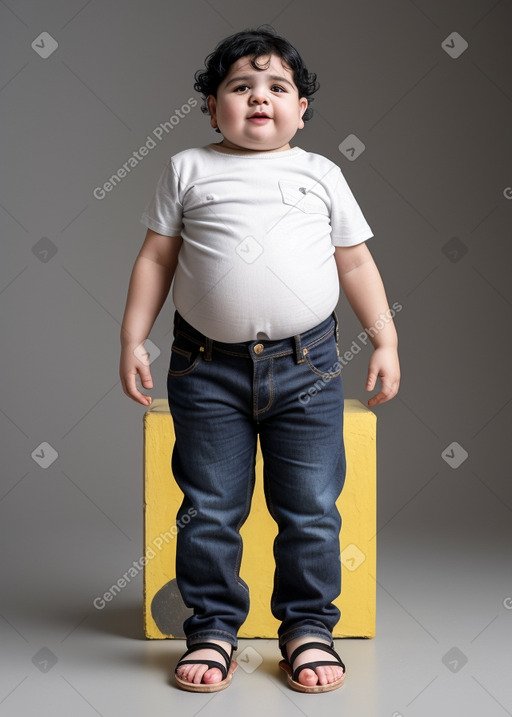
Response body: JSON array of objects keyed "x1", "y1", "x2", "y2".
[
  {"x1": 175, "y1": 640, "x2": 236, "y2": 686},
  {"x1": 285, "y1": 636, "x2": 345, "y2": 688}
]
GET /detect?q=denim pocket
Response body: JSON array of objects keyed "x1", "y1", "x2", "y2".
[
  {"x1": 303, "y1": 333, "x2": 342, "y2": 378},
  {"x1": 168, "y1": 331, "x2": 203, "y2": 377}
]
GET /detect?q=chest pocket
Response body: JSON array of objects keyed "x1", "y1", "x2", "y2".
[{"x1": 278, "y1": 180, "x2": 329, "y2": 215}]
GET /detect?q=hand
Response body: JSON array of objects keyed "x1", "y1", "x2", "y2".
[
  {"x1": 366, "y1": 346, "x2": 400, "y2": 407},
  {"x1": 119, "y1": 343, "x2": 154, "y2": 406}
]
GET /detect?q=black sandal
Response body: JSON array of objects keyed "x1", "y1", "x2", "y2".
[
  {"x1": 279, "y1": 640, "x2": 346, "y2": 693},
  {"x1": 174, "y1": 641, "x2": 237, "y2": 692}
]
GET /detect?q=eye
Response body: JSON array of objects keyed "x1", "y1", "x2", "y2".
[
  {"x1": 234, "y1": 85, "x2": 249, "y2": 92},
  {"x1": 271, "y1": 85, "x2": 286, "y2": 93}
]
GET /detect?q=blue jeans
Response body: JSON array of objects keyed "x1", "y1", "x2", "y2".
[{"x1": 166, "y1": 310, "x2": 346, "y2": 655}]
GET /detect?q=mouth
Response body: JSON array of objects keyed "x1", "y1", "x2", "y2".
[{"x1": 247, "y1": 113, "x2": 271, "y2": 123}]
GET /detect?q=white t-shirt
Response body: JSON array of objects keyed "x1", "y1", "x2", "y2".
[{"x1": 140, "y1": 144, "x2": 374, "y2": 342}]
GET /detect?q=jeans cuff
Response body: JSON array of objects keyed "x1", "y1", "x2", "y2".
[
  {"x1": 279, "y1": 627, "x2": 334, "y2": 659},
  {"x1": 186, "y1": 629, "x2": 238, "y2": 650}
]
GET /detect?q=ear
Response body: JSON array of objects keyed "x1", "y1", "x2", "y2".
[
  {"x1": 207, "y1": 95, "x2": 218, "y2": 129},
  {"x1": 298, "y1": 97, "x2": 308, "y2": 129}
]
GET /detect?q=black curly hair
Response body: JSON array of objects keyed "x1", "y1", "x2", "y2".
[{"x1": 194, "y1": 25, "x2": 320, "y2": 133}]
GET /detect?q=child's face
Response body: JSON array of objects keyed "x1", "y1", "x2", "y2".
[{"x1": 207, "y1": 54, "x2": 308, "y2": 152}]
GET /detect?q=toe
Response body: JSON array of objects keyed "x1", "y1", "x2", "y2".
[
  {"x1": 202, "y1": 668, "x2": 223, "y2": 684},
  {"x1": 298, "y1": 668, "x2": 319, "y2": 686},
  {"x1": 315, "y1": 666, "x2": 328, "y2": 686},
  {"x1": 190, "y1": 665, "x2": 208, "y2": 684},
  {"x1": 322, "y1": 664, "x2": 344, "y2": 684},
  {"x1": 333, "y1": 664, "x2": 345, "y2": 681},
  {"x1": 177, "y1": 664, "x2": 193, "y2": 680}
]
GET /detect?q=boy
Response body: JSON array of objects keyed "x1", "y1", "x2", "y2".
[{"x1": 120, "y1": 26, "x2": 400, "y2": 694}]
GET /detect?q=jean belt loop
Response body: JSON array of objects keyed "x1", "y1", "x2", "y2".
[
  {"x1": 204, "y1": 336, "x2": 213, "y2": 361},
  {"x1": 294, "y1": 333, "x2": 305, "y2": 364}
]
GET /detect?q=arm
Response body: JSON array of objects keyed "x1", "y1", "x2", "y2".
[
  {"x1": 334, "y1": 242, "x2": 400, "y2": 407},
  {"x1": 120, "y1": 228, "x2": 183, "y2": 405}
]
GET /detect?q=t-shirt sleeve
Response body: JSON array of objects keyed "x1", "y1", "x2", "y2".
[
  {"x1": 329, "y1": 168, "x2": 374, "y2": 246},
  {"x1": 140, "y1": 159, "x2": 184, "y2": 236}
]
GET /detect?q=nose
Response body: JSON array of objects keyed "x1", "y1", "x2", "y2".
[{"x1": 250, "y1": 88, "x2": 269, "y2": 105}]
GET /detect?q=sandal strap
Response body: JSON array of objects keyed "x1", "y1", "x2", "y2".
[
  {"x1": 286, "y1": 641, "x2": 345, "y2": 682},
  {"x1": 293, "y1": 659, "x2": 346, "y2": 683},
  {"x1": 175, "y1": 642, "x2": 233, "y2": 679},
  {"x1": 288, "y1": 640, "x2": 336, "y2": 664}
]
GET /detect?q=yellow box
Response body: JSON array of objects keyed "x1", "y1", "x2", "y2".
[{"x1": 143, "y1": 398, "x2": 376, "y2": 639}]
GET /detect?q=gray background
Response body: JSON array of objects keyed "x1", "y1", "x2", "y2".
[{"x1": 1, "y1": 1, "x2": 511, "y2": 715}]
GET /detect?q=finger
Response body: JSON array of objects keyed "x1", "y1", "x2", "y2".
[
  {"x1": 367, "y1": 378, "x2": 399, "y2": 406},
  {"x1": 366, "y1": 371, "x2": 378, "y2": 391},
  {"x1": 123, "y1": 371, "x2": 152, "y2": 406},
  {"x1": 368, "y1": 390, "x2": 386, "y2": 407},
  {"x1": 138, "y1": 364, "x2": 154, "y2": 389}
]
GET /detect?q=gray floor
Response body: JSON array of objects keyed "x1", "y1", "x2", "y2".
[{"x1": 2, "y1": 512, "x2": 511, "y2": 717}]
